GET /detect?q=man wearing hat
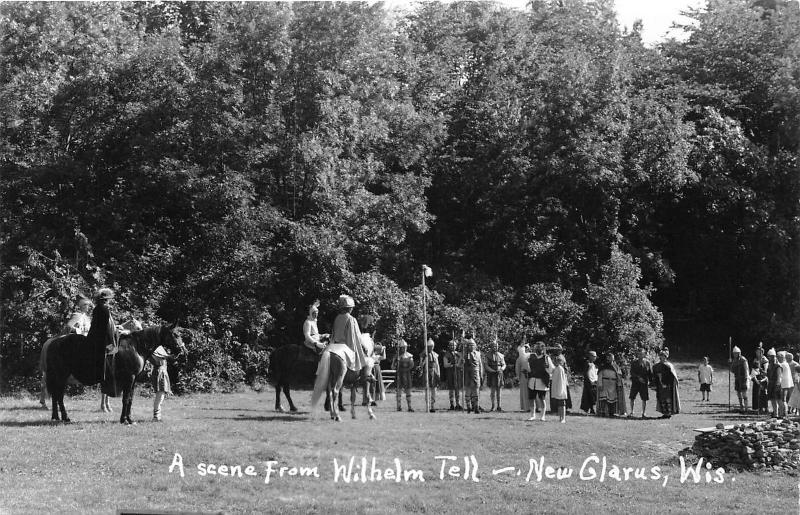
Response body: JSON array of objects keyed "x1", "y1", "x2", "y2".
[
  {"x1": 765, "y1": 348, "x2": 782, "y2": 417},
  {"x1": 485, "y1": 338, "x2": 506, "y2": 412},
  {"x1": 580, "y1": 350, "x2": 598, "y2": 414},
  {"x1": 392, "y1": 340, "x2": 415, "y2": 411},
  {"x1": 419, "y1": 339, "x2": 441, "y2": 412},
  {"x1": 729, "y1": 345, "x2": 750, "y2": 413},
  {"x1": 442, "y1": 339, "x2": 463, "y2": 411},
  {"x1": 459, "y1": 338, "x2": 484, "y2": 414},
  {"x1": 323, "y1": 295, "x2": 366, "y2": 373}
]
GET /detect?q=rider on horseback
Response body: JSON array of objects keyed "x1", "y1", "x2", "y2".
[
  {"x1": 302, "y1": 300, "x2": 329, "y2": 358},
  {"x1": 318, "y1": 295, "x2": 367, "y2": 378},
  {"x1": 87, "y1": 287, "x2": 119, "y2": 397}
]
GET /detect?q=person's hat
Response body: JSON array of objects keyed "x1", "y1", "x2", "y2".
[
  {"x1": 94, "y1": 287, "x2": 114, "y2": 301},
  {"x1": 552, "y1": 343, "x2": 564, "y2": 352},
  {"x1": 767, "y1": 347, "x2": 776, "y2": 357},
  {"x1": 427, "y1": 338, "x2": 434, "y2": 347},
  {"x1": 777, "y1": 350, "x2": 786, "y2": 358},
  {"x1": 76, "y1": 295, "x2": 92, "y2": 307},
  {"x1": 337, "y1": 295, "x2": 355, "y2": 309},
  {"x1": 398, "y1": 339, "x2": 408, "y2": 348},
  {"x1": 588, "y1": 350, "x2": 597, "y2": 357},
  {"x1": 732, "y1": 346, "x2": 741, "y2": 354},
  {"x1": 465, "y1": 338, "x2": 476, "y2": 346}
]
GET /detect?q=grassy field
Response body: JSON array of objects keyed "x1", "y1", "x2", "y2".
[{"x1": 1, "y1": 359, "x2": 796, "y2": 514}]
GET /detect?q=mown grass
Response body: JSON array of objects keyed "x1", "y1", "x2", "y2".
[{"x1": 1, "y1": 360, "x2": 796, "y2": 514}]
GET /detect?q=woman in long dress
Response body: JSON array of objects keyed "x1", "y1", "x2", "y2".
[
  {"x1": 515, "y1": 342, "x2": 531, "y2": 412},
  {"x1": 652, "y1": 351, "x2": 681, "y2": 418},
  {"x1": 596, "y1": 353, "x2": 626, "y2": 417}
]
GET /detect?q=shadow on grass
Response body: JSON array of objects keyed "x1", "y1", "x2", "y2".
[
  {"x1": 204, "y1": 415, "x2": 308, "y2": 422},
  {"x1": 0, "y1": 419, "x2": 115, "y2": 427}
]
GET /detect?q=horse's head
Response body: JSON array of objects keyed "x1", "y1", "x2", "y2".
[{"x1": 161, "y1": 322, "x2": 187, "y2": 357}]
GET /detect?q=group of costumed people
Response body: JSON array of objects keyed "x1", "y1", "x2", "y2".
[
  {"x1": 730, "y1": 343, "x2": 800, "y2": 418},
  {"x1": 41, "y1": 288, "x2": 173, "y2": 421},
  {"x1": 300, "y1": 295, "x2": 681, "y2": 422}
]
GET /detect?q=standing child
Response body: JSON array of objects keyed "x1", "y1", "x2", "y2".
[
  {"x1": 485, "y1": 338, "x2": 506, "y2": 412},
  {"x1": 392, "y1": 340, "x2": 415, "y2": 412},
  {"x1": 698, "y1": 357, "x2": 714, "y2": 401},
  {"x1": 150, "y1": 345, "x2": 174, "y2": 421},
  {"x1": 551, "y1": 355, "x2": 569, "y2": 423}
]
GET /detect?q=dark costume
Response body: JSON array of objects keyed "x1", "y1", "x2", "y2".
[
  {"x1": 629, "y1": 358, "x2": 652, "y2": 402},
  {"x1": 443, "y1": 348, "x2": 463, "y2": 409},
  {"x1": 596, "y1": 360, "x2": 626, "y2": 417},
  {"x1": 580, "y1": 361, "x2": 598, "y2": 413},
  {"x1": 751, "y1": 355, "x2": 769, "y2": 412},
  {"x1": 652, "y1": 361, "x2": 681, "y2": 417},
  {"x1": 86, "y1": 302, "x2": 118, "y2": 395}
]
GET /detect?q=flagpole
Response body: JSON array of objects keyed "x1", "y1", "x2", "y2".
[
  {"x1": 422, "y1": 266, "x2": 429, "y2": 413},
  {"x1": 728, "y1": 336, "x2": 732, "y2": 412}
]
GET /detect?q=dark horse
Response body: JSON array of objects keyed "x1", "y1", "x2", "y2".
[
  {"x1": 45, "y1": 324, "x2": 185, "y2": 424},
  {"x1": 311, "y1": 351, "x2": 375, "y2": 422},
  {"x1": 268, "y1": 345, "x2": 348, "y2": 413}
]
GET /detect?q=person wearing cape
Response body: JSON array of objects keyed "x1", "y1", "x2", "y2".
[
  {"x1": 596, "y1": 353, "x2": 627, "y2": 417},
  {"x1": 515, "y1": 340, "x2": 531, "y2": 412},
  {"x1": 652, "y1": 350, "x2": 681, "y2": 419}
]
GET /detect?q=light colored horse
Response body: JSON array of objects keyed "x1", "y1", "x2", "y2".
[{"x1": 311, "y1": 350, "x2": 375, "y2": 422}]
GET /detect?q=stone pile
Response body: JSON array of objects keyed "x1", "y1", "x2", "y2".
[{"x1": 692, "y1": 418, "x2": 800, "y2": 472}]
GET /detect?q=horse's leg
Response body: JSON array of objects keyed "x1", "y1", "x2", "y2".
[
  {"x1": 50, "y1": 386, "x2": 59, "y2": 421},
  {"x1": 57, "y1": 386, "x2": 69, "y2": 423},
  {"x1": 283, "y1": 385, "x2": 298, "y2": 412},
  {"x1": 275, "y1": 383, "x2": 284, "y2": 412},
  {"x1": 351, "y1": 383, "x2": 357, "y2": 419},
  {"x1": 126, "y1": 377, "x2": 137, "y2": 425},
  {"x1": 364, "y1": 377, "x2": 376, "y2": 420}
]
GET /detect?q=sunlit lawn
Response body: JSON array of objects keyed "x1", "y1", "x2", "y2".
[{"x1": 0, "y1": 360, "x2": 795, "y2": 514}]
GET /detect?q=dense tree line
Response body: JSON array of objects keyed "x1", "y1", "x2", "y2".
[{"x1": 1, "y1": 0, "x2": 798, "y2": 391}]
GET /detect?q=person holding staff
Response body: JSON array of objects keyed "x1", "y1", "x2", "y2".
[
  {"x1": 443, "y1": 339, "x2": 463, "y2": 411},
  {"x1": 485, "y1": 337, "x2": 506, "y2": 412}
]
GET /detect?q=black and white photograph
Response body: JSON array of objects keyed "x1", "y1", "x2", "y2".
[{"x1": 1, "y1": 0, "x2": 798, "y2": 513}]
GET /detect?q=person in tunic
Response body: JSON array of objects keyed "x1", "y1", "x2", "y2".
[
  {"x1": 150, "y1": 344, "x2": 175, "y2": 421},
  {"x1": 515, "y1": 341, "x2": 531, "y2": 413},
  {"x1": 580, "y1": 350, "x2": 598, "y2": 414},
  {"x1": 302, "y1": 301, "x2": 329, "y2": 357},
  {"x1": 596, "y1": 353, "x2": 626, "y2": 417},
  {"x1": 730, "y1": 346, "x2": 750, "y2": 412},
  {"x1": 786, "y1": 352, "x2": 800, "y2": 414},
  {"x1": 366, "y1": 323, "x2": 386, "y2": 405},
  {"x1": 697, "y1": 356, "x2": 714, "y2": 402},
  {"x1": 765, "y1": 348, "x2": 782, "y2": 417},
  {"x1": 751, "y1": 344, "x2": 769, "y2": 414},
  {"x1": 551, "y1": 355, "x2": 569, "y2": 423},
  {"x1": 777, "y1": 351, "x2": 794, "y2": 418},
  {"x1": 393, "y1": 339, "x2": 415, "y2": 412},
  {"x1": 419, "y1": 339, "x2": 441, "y2": 412},
  {"x1": 358, "y1": 315, "x2": 384, "y2": 405},
  {"x1": 652, "y1": 350, "x2": 681, "y2": 419},
  {"x1": 443, "y1": 340, "x2": 463, "y2": 411},
  {"x1": 485, "y1": 339, "x2": 506, "y2": 412},
  {"x1": 527, "y1": 342, "x2": 554, "y2": 421},
  {"x1": 548, "y1": 344, "x2": 571, "y2": 414},
  {"x1": 460, "y1": 338, "x2": 484, "y2": 414},
  {"x1": 629, "y1": 348, "x2": 652, "y2": 418}
]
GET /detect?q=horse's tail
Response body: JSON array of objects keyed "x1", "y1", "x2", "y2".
[{"x1": 310, "y1": 351, "x2": 330, "y2": 414}]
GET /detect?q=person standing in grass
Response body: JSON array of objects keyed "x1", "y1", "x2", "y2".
[
  {"x1": 697, "y1": 356, "x2": 714, "y2": 402},
  {"x1": 551, "y1": 355, "x2": 569, "y2": 423},
  {"x1": 393, "y1": 340, "x2": 415, "y2": 412},
  {"x1": 419, "y1": 339, "x2": 440, "y2": 413},
  {"x1": 580, "y1": 350, "x2": 598, "y2": 415},
  {"x1": 730, "y1": 346, "x2": 750, "y2": 413},
  {"x1": 150, "y1": 344, "x2": 174, "y2": 421},
  {"x1": 515, "y1": 341, "x2": 531, "y2": 413},
  {"x1": 777, "y1": 351, "x2": 794, "y2": 418},
  {"x1": 751, "y1": 344, "x2": 769, "y2": 414},
  {"x1": 628, "y1": 348, "x2": 652, "y2": 418},
  {"x1": 442, "y1": 340, "x2": 463, "y2": 411},
  {"x1": 460, "y1": 338, "x2": 484, "y2": 414},
  {"x1": 652, "y1": 350, "x2": 681, "y2": 419},
  {"x1": 765, "y1": 348, "x2": 781, "y2": 418},
  {"x1": 596, "y1": 353, "x2": 626, "y2": 417},
  {"x1": 485, "y1": 338, "x2": 506, "y2": 412},
  {"x1": 786, "y1": 352, "x2": 800, "y2": 415},
  {"x1": 527, "y1": 342, "x2": 554, "y2": 421}
]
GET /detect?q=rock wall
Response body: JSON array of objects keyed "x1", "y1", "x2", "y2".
[{"x1": 692, "y1": 419, "x2": 800, "y2": 471}]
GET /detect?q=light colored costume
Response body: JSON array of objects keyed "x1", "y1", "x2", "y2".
[
  {"x1": 460, "y1": 344, "x2": 484, "y2": 413},
  {"x1": 551, "y1": 364, "x2": 568, "y2": 401},
  {"x1": 150, "y1": 345, "x2": 172, "y2": 421},
  {"x1": 62, "y1": 311, "x2": 91, "y2": 336},
  {"x1": 321, "y1": 311, "x2": 365, "y2": 373},
  {"x1": 787, "y1": 361, "x2": 800, "y2": 411},
  {"x1": 515, "y1": 344, "x2": 531, "y2": 412},
  {"x1": 393, "y1": 344, "x2": 415, "y2": 411},
  {"x1": 369, "y1": 340, "x2": 386, "y2": 401},
  {"x1": 485, "y1": 349, "x2": 506, "y2": 410},
  {"x1": 303, "y1": 317, "x2": 324, "y2": 352}
]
